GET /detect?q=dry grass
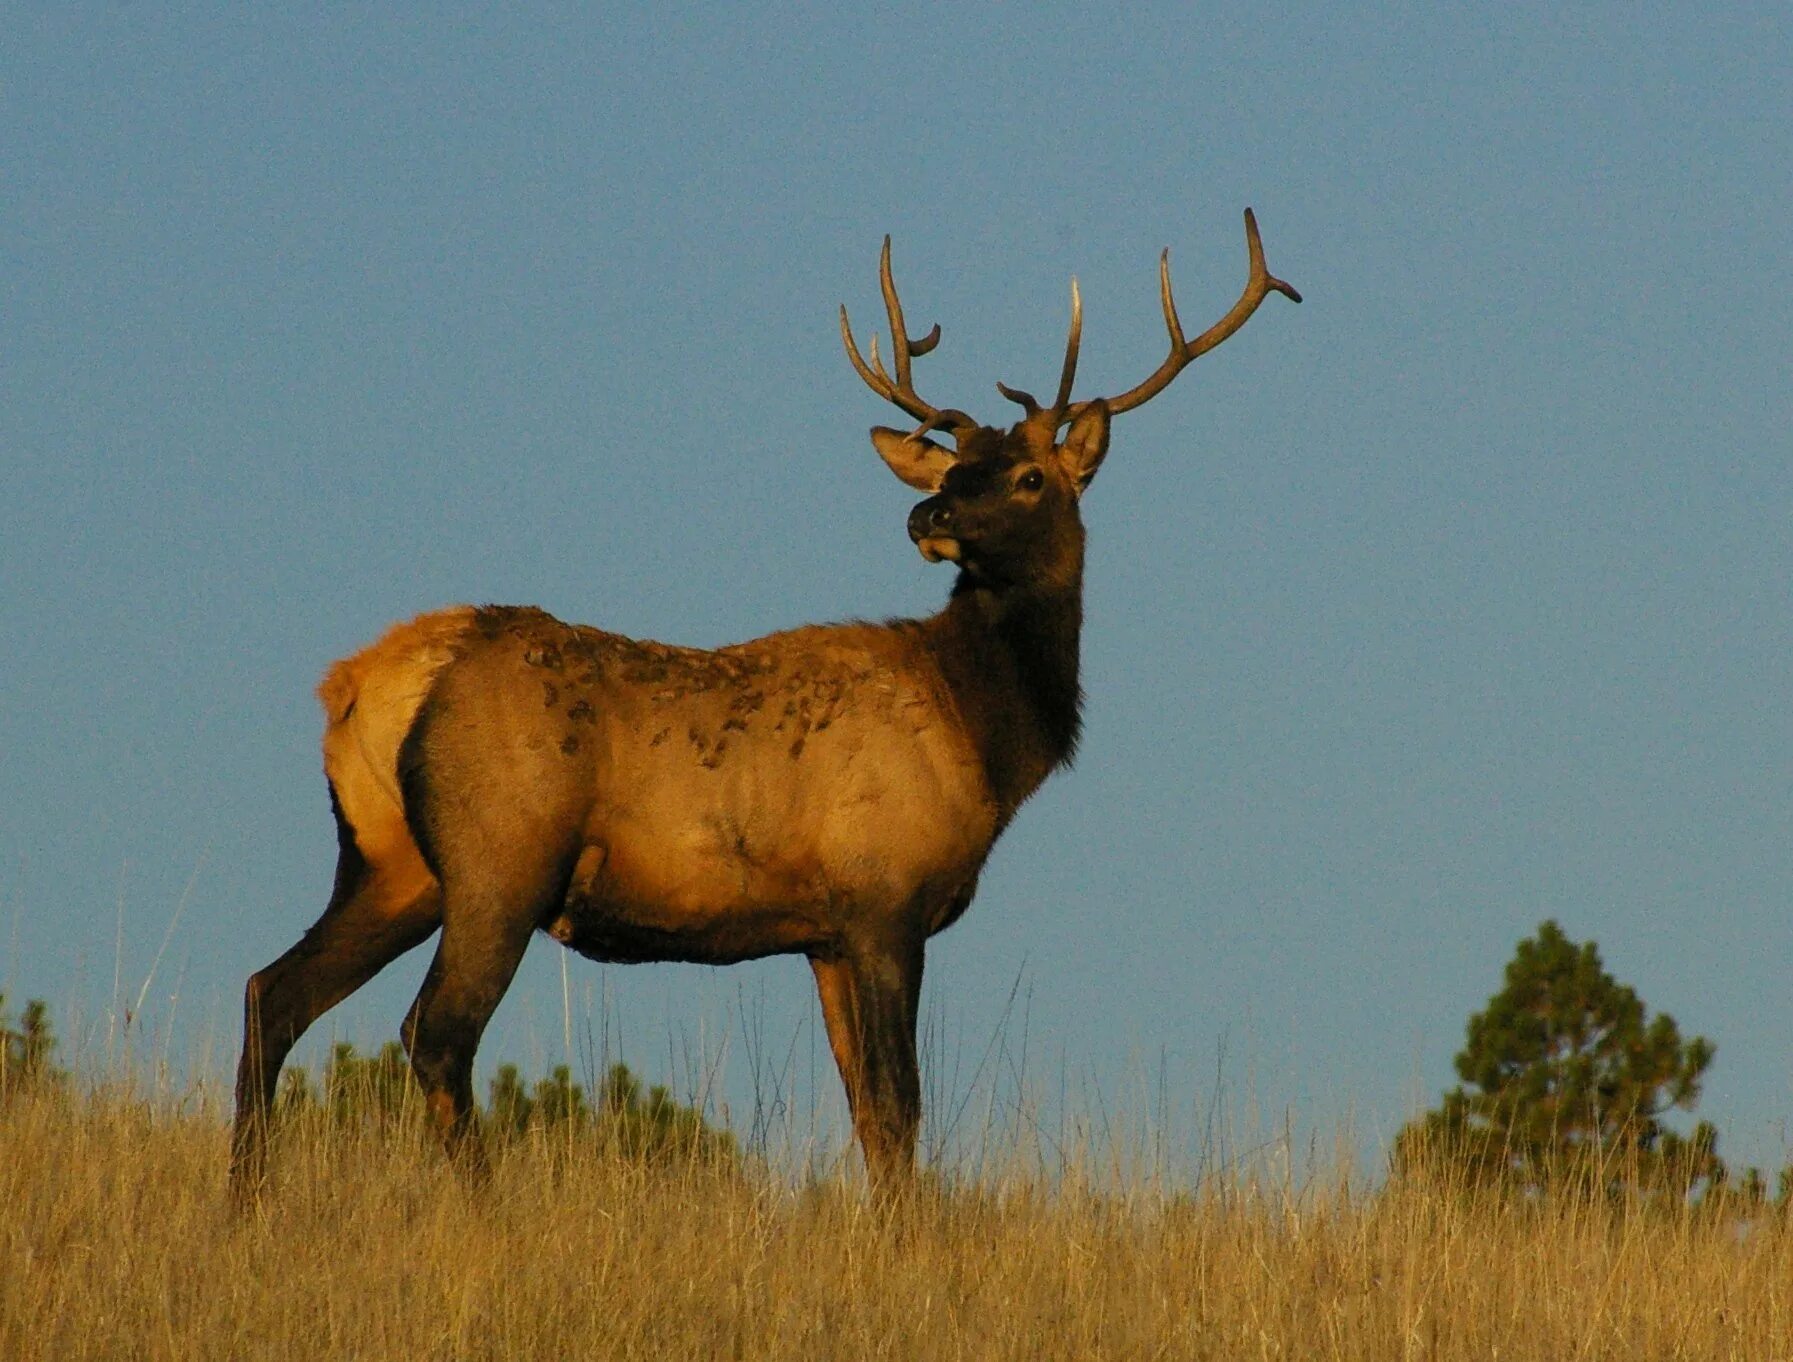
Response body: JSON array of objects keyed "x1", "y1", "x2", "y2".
[{"x1": 5, "y1": 1079, "x2": 1792, "y2": 1361}]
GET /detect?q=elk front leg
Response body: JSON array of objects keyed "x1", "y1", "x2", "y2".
[{"x1": 810, "y1": 933, "x2": 924, "y2": 1188}]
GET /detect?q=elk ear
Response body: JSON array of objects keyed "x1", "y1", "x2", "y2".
[
  {"x1": 1060, "y1": 401, "x2": 1110, "y2": 494},
  {"x1": 871, "y1": 426, "x2": 956, "y2": 493}
]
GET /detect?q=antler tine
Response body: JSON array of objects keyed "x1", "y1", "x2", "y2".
[
  {"x1": 1051, "y1": 276, "x2": 1082, "y2": 413},
  {"x1": 996, "y1": 275, "x2": 1082, "y2": 419},
  {"x1": 996, "y1": 381, "x2": 1041, "y2": 415},
  {"x1": 878, "y1": 236, "x2": 918, "y2": 392},
  {"x1": 908, "y1": 409, "x2": 963, "y2": 442},
  {"x1": 1074, "y1": 208, "x2": 1301, "y2": 422},
  {"x1": 841, "y1": 236, "x2": 969, "y2": 430},
  {"x1": 839, "y1": 304, "x2": 897, "y2": 399},
  {"x1": 1157, "y1": 249, "x2": 1186, "y2": 350}
]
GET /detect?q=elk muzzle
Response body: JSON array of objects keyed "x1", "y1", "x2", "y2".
[{"x1": 908, "y1": 499, "x2": 961, "y2": 563}]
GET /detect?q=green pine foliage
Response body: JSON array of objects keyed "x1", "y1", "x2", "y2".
[
  {"x1": 267, "y1": 1034, "x2": 733, "y2": 1164},
  {"x1": 275, "y1": 1040, "x2": 419, "y2": 1130},
  {"x1": 331, "y1": 1041, "x2": 422, "y2": 1128},
  {"x1": 488, "y1": 1059, "x2": 735, "y2": 1164},
  {"x1": 1394, "y1": 920, "x2": 1733, "y2": 1197},
  {"x1": 0, "y1": 995, "x2": 65, "y2": 1098},
  {"x1": 5, "y1": 990, "x2": 730, "y2": 1164}
]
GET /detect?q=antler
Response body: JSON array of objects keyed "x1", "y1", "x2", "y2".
[
  {"x1": 997, "y1": 278, "x2": 1082, "y2": 419},
  {"x1": 840, "y1": 237, "x2": 974, "y2": 433},
  {"x1": 1066, "y1": 208, "x2": 1300, "y2": 423}
]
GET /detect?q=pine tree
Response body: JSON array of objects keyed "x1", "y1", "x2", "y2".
[
  {"x1": 531, "y1": 1064, "x2": 591, "y2": 1128},
  {"x1": 1394, "y1": 920, "x2": 1721, "y2": 1196},
  {"x1": 487, "y1": 1062, "x2": 534, "y2": 1137},
  {"x1": 0, "y1": 994, "x2": 64, "y2": 1098},
  {"x1": 324, "y1": 1041, "x2": 420, "y2": 1130},
  {"x1": 261, "y1": 1038, "x2": 733, "y2": 1164},
  {"x1": 482, "y1": 1058, "x2": 733, "y2": 1163},
  {"x1": 595, "y1": 1061, "x2": 734, "y2": 1163}
]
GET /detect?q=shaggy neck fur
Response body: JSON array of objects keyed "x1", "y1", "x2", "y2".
[{"x1": 918, "y1": 558, "x2": 1085, "y2": 822}]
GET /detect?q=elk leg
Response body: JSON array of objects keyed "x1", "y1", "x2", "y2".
[
  {"x1": 400, "y1": 888, "x2": 542, "y2": 1177},
  {"x1": 230, "y1": 805, "x2": 440, "y2": 1200},
  {"x1": 810, "y1": 955, "x2": 866, "y2": 1117},
  {"x1": 810, "y1": 933, "x2": 925, "y2": 1188}
]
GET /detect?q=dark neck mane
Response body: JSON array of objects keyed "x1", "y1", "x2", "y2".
[{"x1": 916, "y1": 570, "x2": 1085, "y2": 821}]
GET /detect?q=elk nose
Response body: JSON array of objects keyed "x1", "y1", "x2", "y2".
[{"x1": 908, "y1": 500, "x2": 953, "y2": 541}]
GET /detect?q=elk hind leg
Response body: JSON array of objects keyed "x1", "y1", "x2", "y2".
[
  {"x1": 400, "y1": 851, "x2": 565, "y2": 1176},
  {"x1": 231, "y1": 787, "x2": 441, "y2": 1198}
]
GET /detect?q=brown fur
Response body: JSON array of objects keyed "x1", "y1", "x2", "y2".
[{"x1": 231, "y1": 224, "x2": 1295, "y2": 1199}]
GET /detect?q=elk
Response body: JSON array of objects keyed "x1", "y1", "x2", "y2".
[{"x1": 231, "y1": 211, "x2": 1298, "y2": 1197}]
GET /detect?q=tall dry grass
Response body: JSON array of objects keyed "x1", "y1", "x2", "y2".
[{"x1": 4, "y1": 1076, "x2": 1792, "y2": 1360}]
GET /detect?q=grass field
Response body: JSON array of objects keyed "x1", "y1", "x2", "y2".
[{"x1": 5, "y1": 1075, "x2": 1792, "y2": 1360}]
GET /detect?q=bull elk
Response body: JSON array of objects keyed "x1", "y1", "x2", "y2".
[{"x1": 231, "y1": 211, "x2": 1299, "y2": 1196}]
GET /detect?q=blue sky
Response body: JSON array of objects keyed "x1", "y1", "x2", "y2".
[{"x1": 4, "y1": 4, "x2": 1789, "y2": 1172}]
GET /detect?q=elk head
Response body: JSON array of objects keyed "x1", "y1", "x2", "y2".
[{"x1": 840, "y1": 210, "x2": 1301, "y2": 589}]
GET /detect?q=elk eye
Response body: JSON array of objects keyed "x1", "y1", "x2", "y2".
[{"x1": 1017, "y1": 467, "x2": 1045, "y2": 492}]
